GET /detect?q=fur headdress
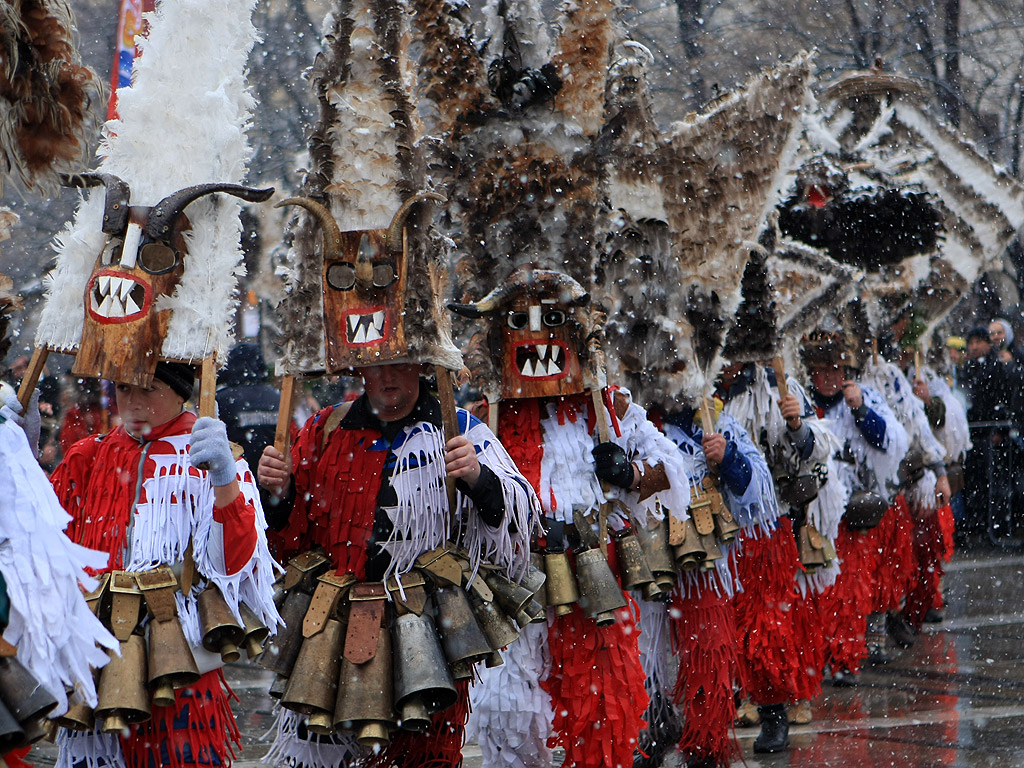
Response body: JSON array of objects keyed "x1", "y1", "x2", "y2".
[
  {"x1": 275, "y1": 0, "x2": 459, "y2": 375},
  {"x1": 34, "y1": 0, "x2": 267, "y2": 386}
]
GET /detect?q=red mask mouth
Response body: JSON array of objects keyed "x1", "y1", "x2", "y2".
[
  {"x1": 87, "y1": 270, "x2": 151, "y2": 324},
  {"x1": 342, "y1": 306, "x2": 388, "y2": 346},
  {"x1": 513, "y1": 339, "x2": 568, "y2": 379}
]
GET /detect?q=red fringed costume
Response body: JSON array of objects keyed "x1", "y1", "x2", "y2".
[
  {"x1": 819, "y1": 523, "x2": 878, "y2": 675},
  {"x1": 872, "y1": 495, "x2": 918, "y2": 613},
  {"x1": 902, "y1": 505, "x2": 953, "y2": 630}
]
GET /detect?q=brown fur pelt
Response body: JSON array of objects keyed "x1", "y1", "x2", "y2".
[
  {"x1": 0, "y1": 0, "x2": 100, "y2": 192},
  {"x1": 0, "y1": 272, "x2": 23, "y2": 361}
]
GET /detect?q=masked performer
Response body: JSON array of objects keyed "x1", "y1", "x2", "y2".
[
  {"x1": 801, "y1": 329, "x2": 908, "y2": 684},
  {"x1": 28, "y1": 1, "x2": 281, "y2": 765}
]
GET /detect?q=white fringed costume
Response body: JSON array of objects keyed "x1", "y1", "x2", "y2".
[{"x1": 468, "y1": 388, "x2": 689, "y2": 768}]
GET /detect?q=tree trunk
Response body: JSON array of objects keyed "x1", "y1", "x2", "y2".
[{"x1": 942, "y1": 0, "x2": 961, "y2": 127}]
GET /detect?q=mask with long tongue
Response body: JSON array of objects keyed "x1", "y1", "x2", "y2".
[
  {"x1": 450, "y1": 268, "x2": 590, "y2": 400},
  {"x1": 67, "y1": 174, "x2": 274, "y2": 387},
  {"x1": 276, "y1": 191, "x2": 443, "y2": 373}
]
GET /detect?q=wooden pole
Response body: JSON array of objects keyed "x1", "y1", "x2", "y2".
[
  {"x1": 435, "y1": 365, "x2": 460, "y2": 531},
  {"x1": 16, "y1": 347, "x2": 49, "y2": 410},
  {"x1": 700, "y1": 395, "x2": 716, "y2": 434},
  {"x1": 273, "y1": 375, "x2": 296, "y2": 456},
  {"x1": 198, "y1": 354, "x2": 217, "y2": 418},
  {"x1": 591, "y1": 388, "x2": 612, "y2": 558},
  {"x1": 771, "y1": 356, "x2": 790, "y2": 399},
  {"x1": 871, "y1": 337, "x2": 879, "y2": 366},
  {"x1": 914, "y1": 349, "x2": 923, "y2": 381},
  {"x1": 488, "y1": 400, "x2": 499, "y2": 437}
]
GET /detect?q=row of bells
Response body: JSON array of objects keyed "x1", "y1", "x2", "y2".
[
  {"x1": 258, "y1": 560, "x2": 549, "y2": 750},
  {"x1": 58, "y1": 584, "x2": 270, "y2": 735},
  {"x1": 0, "y1": 656, "x2": 61, "y2": 755}
]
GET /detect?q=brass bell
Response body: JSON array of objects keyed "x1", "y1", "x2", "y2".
[
  {"x1": 673, "y1": 518, "x2": 706, "y2": 571},
  {"x1": 822, "y1": 536, "x2": 837, "y2": 566},
  {"x1": 269, "y1": 674, "x2": 290, "y2": 700},
  {"x1": 518, "y1": 562, "x2": 547, "y2": 601},
  {"x1": 334, "y1": 622, "x2": 395, "y2": 747},
  {"x1": 468, "y1": 591, "x2": 520, "y2": 651},
  {"x1": 699, "y1": 532, "x2": 723, "y2": 571},
  {"x1": 0, "y1": 656, "x2": 59, "y2": 731},
  {"x1": 515, "y1": 598, "x2": 546, "y2": 628},
  {"x1": 528, "y1": 552, "x2": 548, "y2": 606},
  {"x1": 636, "y1": 518, "x2": 677, "y2": 595},
  {"x1": 799, "y1": 525, "x2": 827, "y2": 572},
  {"x1": 574, "y1": 548, "x2": 627, "y2": 626},
  {"x1": 543, "y1": 551, "x2": 579, "y2": 616},
  {"x1": 57, "y1": 698, "x2": 96, "y2": 732},
  {"x1": 197, "y1": 585, "x2": 245, "y2": 663},
  {"x1": 0, "y1": 696, "x2": 26, "y2": 752},
  {"x1": 396, "y1": 696, "x2": 431, "y2": 733},
  {"x1": 392, "y1": 612, "x2": 457, "y2": 721},
  {"x1": 96, "y1": 634, "x2": 151, "y2": 733},
  {"x1": 433, "y1": 585, "x2": 492, "y2": 672},
  {"x1": 281, "y1": 618, "x2": 344, "y2": 722},
  {"x1": 613, "y1": 528, "x2": 657, "y2": 598},
  {"x1": 486, "y1": 650, "x2": 504, "y2": 668},
  {"x1": 240, "y1": 603, "x2": 271, "y2": 659},
  {"x1": 259, "y1": 589, "x2": 313, "y2": 677},
  {"x1": 147, "y1": 617, "x2": 201, "y2": 707},
  {"x1": 713, "y1": 503, "x2": 740, "y2": 543},
  {"x1": 484, "y1": 573, "x2": 535, "y2": 619}
]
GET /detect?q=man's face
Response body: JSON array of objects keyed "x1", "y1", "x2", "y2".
[
  {"x1": 115, "y1": 379, "x2": 184, "y2": 438},
  {"x1": 810, "y1": 365, "x2": 845, "y2": 397},
  {"x1": 989, "y1": 322, "x2": 1006, "y2": 348},
  {"x1": 718, "y1": 362, "x2": 745, "y2": 391},
  {"x1": 948, "y1": 347, "x2": 965, "y2": 366},
  {"x1": 968, "y1": 337, "x2": 991, "y2": 359},
  {"x1": 358, "y1": 363, "x2": 423, "y2": 422}
]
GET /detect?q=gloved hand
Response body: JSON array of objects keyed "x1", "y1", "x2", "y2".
[
  {"x1": 592, "y1": 441, "x2": 635, "y2": 489},
  {"x1": 189, "y1": 417, "x2": 237, "y2": 487},
  {"x1": 2, "y1": 391, "x2": 41, "y2": 456}
]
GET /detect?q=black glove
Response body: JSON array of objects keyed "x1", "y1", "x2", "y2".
[{"x1": 592, "y1": 442, "x2": 635, "y2": 489}]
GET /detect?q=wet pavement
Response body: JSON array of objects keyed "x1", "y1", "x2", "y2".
[{"x1": 27, "y1": 544, "x2": 1024, "y2": 767}]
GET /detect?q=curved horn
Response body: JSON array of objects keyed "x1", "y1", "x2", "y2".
[
  {"x1": 384, "y1": 191, "x2": 446, "y2": 252},
  {"x1": 274, "y1": 197, "x2": 342, "y2": 258},
  {"x1": 60, "y1": 173, "x2": 131, "y2": 235},
  {"x1": 146, "y1": 183, "x2": 275, "y2": 239}
]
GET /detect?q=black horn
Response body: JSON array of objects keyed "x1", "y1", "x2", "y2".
[
  {"x1": 60, "y1": 173, "x2": 131, "y2": 235},
  {"x1": 274, "y1": 197, "x2": 341, "y2": 258},
  {"x1": 146, "y1": 183, "x2": 275, "y2": 239}
]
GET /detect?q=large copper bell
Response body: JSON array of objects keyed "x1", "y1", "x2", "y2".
[
  {"x1": 240, "y1": 603, "x2": 271, "y2": 659},
  {"x1": 0, "y1": 656, "x2": 58, "y2": 741},
  {"x1": 574, "y1": 548, "x2": 627, "y2": 626},
  {"x1": 543, "y1": 520, "x2": 578, "y2": 616},
  {"x1": 699, "y1": 532, "x2": 723, "y2": 571},
  {"x1": 96, "y1": 634, "x2": 151, "y2": 733},
  {"x1": 198, "y1": 585, "x2": 245, "y2": 663},
  {"x1": 0, "y1": 696, "x2": 25, "y2": 753},
  {"x1": 712, "y1": 502, "x2": 740, "y2": 543},
  {"x1": 148, "y1": 617, "x2": 201, "y2": 707},
  {"x1": 334, "y1": 623, "x2": 396, "y2": 749},
  {"x1": 528, "y1": 552, "x2": 548, "y2": 606},
  {"x1": 281, "y1": 618, "x2": 344, "y2": 734},
  {"x1": 392, "y1": 611, "x2": 457, "y2": 731},
  {"x1": 468, "y1": 590, "x2": 520, "y2": 652},
  {"x1": 636, "y1": 518, "x2": 676, "y2": 594},
  {"x1": 433, "y1": 585, "x2": 492, "y2": 679},
  {"x1": 259, "y1": 589, "x2": 313, "y2": 683},
  {"x1": 673, "y1": 518, "x2": 706, "y2": 571},
  {"x1": 613, "y1": 528, "x2": 659, "y2": 600},
  {"x1": 57, "y1": 698, "x2": 95, "y2": 732}
]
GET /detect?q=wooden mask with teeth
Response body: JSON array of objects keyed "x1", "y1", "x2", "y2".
[
  {"x1": 277, "y1": 192, "x2": 443, "y2": 373},
  {"x1": 450, "y1": 268, "x2": 590, "y2": 400},
  {"x1": 65, "y1": 174, "x2": 273, "y2": 386}
]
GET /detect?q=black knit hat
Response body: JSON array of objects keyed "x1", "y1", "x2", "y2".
[{"x1": 154, "y1": 361, "x2": 196, "y2": 401}]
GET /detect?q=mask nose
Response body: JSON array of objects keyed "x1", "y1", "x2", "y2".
[
  {"x1": 529, "y1": 305, "x2": 542, "y2": 332},
  {"x1": 118, "y1": 222, "x2": 143, "y2": 269}
]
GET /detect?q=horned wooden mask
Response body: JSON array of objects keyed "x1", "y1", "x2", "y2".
[
  {"x1": 63, "y1": 173, "x2": 273, "y2": 386},
  {"x1": 450, "y1": 268, "x2": 590, "y2": 400},
  {"x1": 277, "y1": 191, "x2": 443, "y2": 373}
]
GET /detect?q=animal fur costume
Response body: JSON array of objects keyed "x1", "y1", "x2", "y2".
[
  {"x1": 592, "y1": 43, "x2": 811, "y2": 768},
  {"x1": 799, "y1": 327, "x2": 908, "y2": 678},
  {"x1": 426, "y1": 6, "x2": 691, "y2": 768},
  {"x1": 0, "y1": 277, "x2": 116, "y2": 767}
]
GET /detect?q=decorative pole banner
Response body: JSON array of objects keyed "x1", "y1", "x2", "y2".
[{"x1": 106, "y1": 0, "x2": 155, "y2": 120}]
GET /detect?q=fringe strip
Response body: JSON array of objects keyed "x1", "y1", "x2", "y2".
[
  {"x1": 872, "y1": 495, "x2": 918, "y2": 613},
  {"x1": 669, "y1": 587, "x2": 737, "y2": 767},
  {"x1": 789, "y1": 588, "x2": 825, "y2": 701},
  {"x1": 543, "y1": 603, "x2": 648, "y2": 768},
  {"x1": 120, "y1": 669, "x2": 240, "y2": 768},
  {"x1": 902, "y1": 508, "x2": 947, "y2": 631},
  {"x1": 733, "y1": 520, "x2": 804, "y2": 705},
  {"x1": 818, "y1": 522, "x2": 877, "y2": 675}
]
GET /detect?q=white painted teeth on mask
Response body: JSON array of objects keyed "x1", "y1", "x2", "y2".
[
  {"x1": 92, "y1": 275, "x2": 142, "y2": 317},
  {"x1": 348, "y1": 312, "x2": 385, "y2": 344}
]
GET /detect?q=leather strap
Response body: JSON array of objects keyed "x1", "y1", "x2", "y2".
[
  {"x1": 109, "y1": 571, "x2": 142, "y2": 641},
  {"x1": 344, "y1": 583, "x2": 387, "y2": 664},
  {"x1": 137, "y1": 566, "x2": 179, "y2": 622},
  {"x1": 302, "y1": 572, "x2": 353, "y2": 638}
]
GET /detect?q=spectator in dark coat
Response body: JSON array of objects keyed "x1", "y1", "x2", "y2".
[{"x1": 216, "y1": 342, "x2": 281, "y2": 473}]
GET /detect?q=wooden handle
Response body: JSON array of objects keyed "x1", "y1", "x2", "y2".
[
  {"x1": 871, "y1": 337, "x2": 879, "y2": 366},
  {"x1": 488, "y1": 400, "x2": 499, "y2": 437},
  {"x1": 274, "y1": 375, "x2": 296, "y2": 455},
  {"x1": 198, "y1": 355, "x2": 217, "y2": 418},
  {"x1": 17, "y1": 347, "x2": 49, "y2": 410},
  {"x1": 914, "y1": 349, "x2": 923, "y2": 380},
  {"x1": 700, "y1": 396, "x2": 716, "y2": 433},
  {"x1": 591, "y1": 388, "x2": 611, "y2": 443},
  {"x1": 771, "y1": 357, "x2": 789, "y2": 399},
  {"x1": 435, "y1": 366, "x2": 460, "y2": 526}
]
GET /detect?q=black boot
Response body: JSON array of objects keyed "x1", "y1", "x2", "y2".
[{"x1": 753, "y1": 704, "x2": 790, "y2": 754}]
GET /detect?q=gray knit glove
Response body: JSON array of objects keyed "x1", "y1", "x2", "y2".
[
  {"x1": 2, "y1": 392, "x2": 41, "y2": 457},
  {"x1": 189, "y1": 416, "x2": 237, "y2": 486}
]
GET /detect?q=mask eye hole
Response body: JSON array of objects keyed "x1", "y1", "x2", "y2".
[
  {"x1": 138, "y1": 243, "x2": 178, "y2": 274},
  {"x1": 543, "y1": 309, "x2": 566, "y2": 327},
  {"x1": 326, "y1": 262, "x2": 356, "y2": 291},
  {"x1": 506, "y1": 311, "x2": 529, "y2": 330},
  {"x1": 371, "y1": 261, "x2": 397, "y2": 288},
  {"x1": 101, "y1": 238, "x2": 123, "y2": 266}
]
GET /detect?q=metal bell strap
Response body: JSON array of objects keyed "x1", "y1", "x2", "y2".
[{"x1": 108, "y1": 570, "x2": 145, "y2": 642}]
